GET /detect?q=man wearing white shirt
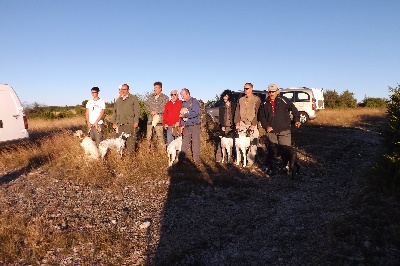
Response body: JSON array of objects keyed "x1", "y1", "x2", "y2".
[{"x1": 86, "y1": 87, "x2": 106, "y2": 145}]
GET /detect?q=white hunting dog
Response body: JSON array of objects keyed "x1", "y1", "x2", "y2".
[
  {"x1": 219, "y1": 130, "x2": 236, "y2": 164},
  {"x1": 167, "y1": 136, "x2": 182, "y2": 167},
  {"x1": 74, "y1": 130, "x2": 100, "y2": 160},
  {"x1": 98, "y1": 132, "x2": 131, "y2": 160},
  {"x1": 235, "y1": 131, "x2": 251, "y2": 167}
]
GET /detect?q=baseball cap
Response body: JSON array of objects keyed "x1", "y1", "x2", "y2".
[{"x1": 268, "y1": 84, "x2": 278, "y2": 92}]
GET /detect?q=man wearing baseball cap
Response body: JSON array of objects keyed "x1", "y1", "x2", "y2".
[{"x1": 259, "y1": 84, "x2": 301, "y2": 176}]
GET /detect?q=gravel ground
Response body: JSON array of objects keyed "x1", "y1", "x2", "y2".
[{"x1": 1, "y1": 122, "x2": 399, "y2": 265}]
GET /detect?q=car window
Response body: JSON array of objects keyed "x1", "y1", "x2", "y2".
[
  {"x1": 212, "y1": 91, "x2": 267, "y2": 106},
  {"x1": 205, "y1": 101, "x2": 216, "y2": 108},
  {"x1": 296, "y1": 92, "x2": 310, "y2": 102},
  {"x1": 254, "y1": 92, "x2": 267, "y2": 102},
  {"x1": 213, "y1": 99, "x2": 225, "y2": 107},
  {"x1": 232, "y1": 93, "x2": 243, "y2": 103},
  {"x1": 280, "y1": 92, "x2": 294, "y2": 102}
]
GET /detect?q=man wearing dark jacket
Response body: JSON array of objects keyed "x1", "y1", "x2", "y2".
[
  {"x1": 112, "y1": 84, "x2": 140, "y2": 155},
  {"x1": 258, "y1": 84, "x2": 301, "y2": 174}
]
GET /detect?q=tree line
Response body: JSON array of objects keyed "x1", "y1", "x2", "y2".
[{"x1": 324, "y1": 89, "x2": 387, "y2": 109}]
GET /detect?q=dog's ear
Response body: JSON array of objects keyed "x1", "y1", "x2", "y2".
[{"x1": 213, "y1": 130, "x2": 221, "y2": 138}]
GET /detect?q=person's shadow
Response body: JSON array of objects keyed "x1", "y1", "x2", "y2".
[{"x1": 147, "y1": 154, "x2": 271, "y2": 265}]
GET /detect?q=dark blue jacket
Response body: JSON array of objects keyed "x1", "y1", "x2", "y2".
[
  {"x1": 181, "y1": 97, "x2": 200, "y2": 126},
  {"x1": 258, "y1": 96, "x2": 300, "y2": 132}
]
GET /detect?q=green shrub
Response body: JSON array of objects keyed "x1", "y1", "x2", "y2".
[
  {"x1": 370, "y1": 84, "x2": 400, "y2": 197},
  {"x1": 324, "y1": 89, "x2": 358, "y2": 109},
  {"x1": 385, "y1": 85, "x2": 400, "y2": 161},
  {"x1": 360, "y1": 97, "x2": 388, "y2": 108},
  {"x1": 339, "y1": 90, "x2": 358, "y2": 108}
]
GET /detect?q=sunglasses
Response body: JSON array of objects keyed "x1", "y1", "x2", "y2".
[
  {"x1": 268, "y1": 91, "x2": 277, "y2": 94},
  {"x1": 171, "y1": 94, "x2": 177, "y2": 96},
  {"x1": 244, "y1": 87, "x2": 251, "y2": 90}
]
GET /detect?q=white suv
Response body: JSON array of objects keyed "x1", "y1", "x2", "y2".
[{"x1": 279, "y1": 88, "x2": 317, "y2": 123}]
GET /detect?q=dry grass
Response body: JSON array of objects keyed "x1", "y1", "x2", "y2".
[
  {"x1": 0, "y1": 116, "x2": 225, "y2": 263},
  {"x1": 309, "y1": 108, "x2": 387, "y2": 128},
  {"x1": 28, "y1": 117, "x2": 85, "y2": 133}
]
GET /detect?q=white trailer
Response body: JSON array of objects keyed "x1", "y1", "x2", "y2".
[
  {"x1": 0, "y1": 84, "x2": 29, "y2": 145},
  {"x1": 310, "y1": 88, "x2": 325, "y2": 109}
]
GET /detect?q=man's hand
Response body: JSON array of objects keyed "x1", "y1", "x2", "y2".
[
  {"x1": 222, "y1": 127, "x2": 226, "y2": 131},
  {"x1": 267, "y1": 126, "x2": 273, "y2": 133},
  {"x1": 112, "y1": 123, "x2": 117, "y2": 130},
  {"x1": 133, "y1": 122, "x2": 138, "y2": 128},
  {"x1": 295, "y1": 122, "x2": 301, "y2": 128},
  {"x1": 249, "y1": 125, "x2": 255, "y2": 131}
]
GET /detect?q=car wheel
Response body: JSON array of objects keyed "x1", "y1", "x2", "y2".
[{"x1": 299, "y1": 112, "x2": 309, "y2": 124}]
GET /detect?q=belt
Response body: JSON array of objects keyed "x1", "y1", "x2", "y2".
[{"x1": 185, "y1": 124, "x2": 200, "y2": 127}]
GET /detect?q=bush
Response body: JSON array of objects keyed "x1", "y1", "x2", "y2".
[
  {"x1": 25, "y1": 103, "x2": 81, "y2": 120},
  {"x1": 324, "y1": 90, "x2": 341, "y2": 108},
  {"x1": 324, "y1": 89, "x2": 358, "y2": 109},
  {"x1": 370, "y1": 84, "x2": 400, "y2": 197},
  {"x1": 339, "y1": 90, "x2": 358, "y2": 108},
  {"x1": 385, "y1": 85, "x2": 400, "y2": 161},
  {"x1": 360, "y1": 97, "x2": 388, "y2": 108}
]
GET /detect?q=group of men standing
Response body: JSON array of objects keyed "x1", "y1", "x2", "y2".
[
  {"x1": 85, "y1": 81, "x2": 301, "y2": 170},
  {"x1": 217, "y1": 83, "x2": 301, "y2": 170},
  {"x1": 142, "y1": 82, "x2": 201, "y2": 163},
  {"x1": 85, "y1": 82, "x2": 201, "y2": 163}
]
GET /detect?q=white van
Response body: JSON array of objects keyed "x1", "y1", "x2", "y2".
[
  {"x1": 0, "y1": 84, "x2": 29, "y2": 145},
  {"x1": 279, "y1": 87, "x2": 317, "y2": 123}
]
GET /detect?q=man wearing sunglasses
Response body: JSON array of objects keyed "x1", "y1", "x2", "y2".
[
  {"x1": 234, "y1": 83, "x2": 261, "y2": 167},
  {"x1": 163, "y1": 90, "x2": 182, "y2": 145},
  {"x1": 258, "y1": 84, "x2": 301, "y2": 175}
]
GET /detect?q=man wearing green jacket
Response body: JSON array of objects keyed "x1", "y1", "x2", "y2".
[{"x1": 112, "y1": 83, "x2": 140, "y2": 155}]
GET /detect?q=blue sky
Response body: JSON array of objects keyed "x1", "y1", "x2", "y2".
[{"x1": 1, "y1": 0, "x2": 399, "y2": 106}]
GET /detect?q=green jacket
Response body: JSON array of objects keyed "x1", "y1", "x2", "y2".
[{"x1": 111, "y1": 94, "x2": 140, "y2": 125}]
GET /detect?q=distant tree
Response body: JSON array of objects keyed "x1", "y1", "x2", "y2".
[
  {"x1": 324, "y1": 89, "x2": 358, "y2": 108},
  {"x1": 82, "y1": 100, "x2": 88, "y2": 107},
  {"x1": 204, "y1": 94, "x2": 220, "y2": 108},
  {"x1": 359, "y1": 97, "x2": 388, "y2": 108},
  {"x1": 339, "y1": 90, "x2": 358, "y2": 108},
  {"x1": 324, "y1": 90, "x2": 340, "y2": 108}
]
